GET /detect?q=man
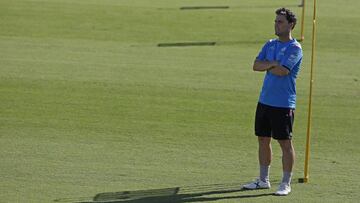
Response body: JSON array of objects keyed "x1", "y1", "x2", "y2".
[{"x1": 243, "y1": 8, "x2": 303, "y2": 196}]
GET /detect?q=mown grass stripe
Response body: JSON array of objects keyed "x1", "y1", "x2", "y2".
[
  {"x1": 180, "y1": 6, "x2": 229, "y2": 10},
  {"x1": 158, "y1": 42, "x2": 216, "y2": 47}
]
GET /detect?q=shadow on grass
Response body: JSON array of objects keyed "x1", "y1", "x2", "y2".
[
  {"x1": 54, "y1": 182, "x2": 275, "y2": 203},
  {"x1": 155, "y1": 40, "x2": 265, "y2": 48},
  {"x1": 157, "y1": 3, "x2": 303, "y2": 11}
]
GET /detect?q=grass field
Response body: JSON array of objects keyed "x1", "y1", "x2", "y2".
[{"x1": 0, "y1": 0, "x2": 359, "y2": 202}]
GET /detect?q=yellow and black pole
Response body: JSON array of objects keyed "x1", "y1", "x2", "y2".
[
  {"x1": 299, "y1": 0, "x2": 306, "y2": 41},
  {"x1": 299, "y1": 0, "x2": 317, "y2": 184}
]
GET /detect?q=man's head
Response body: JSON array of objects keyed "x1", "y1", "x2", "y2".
[{"x1": 275, "y1": 8, "x2": 297, "y2": 37}]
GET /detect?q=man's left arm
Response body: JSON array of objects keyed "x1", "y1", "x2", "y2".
[{"x1": 268, "y1": 63, "x2": 290, "y2": 76}]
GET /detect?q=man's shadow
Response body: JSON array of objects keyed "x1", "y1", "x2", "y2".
[{"x1": 54, "y1": 182, "x2": 275, "y2": 203}]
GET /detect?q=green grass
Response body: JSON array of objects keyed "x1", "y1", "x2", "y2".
[{"x1": 0, "y1": 0, "x2": 359, "y2": 202}]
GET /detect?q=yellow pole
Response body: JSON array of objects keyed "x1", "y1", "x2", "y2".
[
  {"x1": 303, "y1": 0, "x2": 317, "y2": 183},
  {"x1": 300, "y1": 0, "x2": 306, "y2": 41}
]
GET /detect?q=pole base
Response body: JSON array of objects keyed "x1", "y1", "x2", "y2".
[{"x1": 298, "y1": 178, "x2": 309, "y2": 183}]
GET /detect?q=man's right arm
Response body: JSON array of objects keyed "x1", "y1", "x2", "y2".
[{"x1": 253, "y1": 60, "x2": 277, "y2": 72}]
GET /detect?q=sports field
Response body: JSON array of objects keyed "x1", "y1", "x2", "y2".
[{"x1": 0, "y1": 0, "x2": 359, "y2": 202}]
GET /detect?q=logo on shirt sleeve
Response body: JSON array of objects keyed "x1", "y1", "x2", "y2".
[{"x1": 288, "y1": 54, "x2": 297, "y2": 64}]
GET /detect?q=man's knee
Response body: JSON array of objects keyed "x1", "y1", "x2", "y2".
[{"x1": 278, "y1": 140, "x2": 294, "y2": 152}]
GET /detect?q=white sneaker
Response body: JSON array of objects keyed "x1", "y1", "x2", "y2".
[
  {"x1": 275, "y1": 182, "x2": 291, "y2": 196},
  {"x1": 243, "y1": 178, "x2": 271, "y2": 190}
]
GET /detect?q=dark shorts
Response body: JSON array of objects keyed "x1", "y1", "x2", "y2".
[{"x1": 255, "y1": 102, "x2": 295, "y2": 140}]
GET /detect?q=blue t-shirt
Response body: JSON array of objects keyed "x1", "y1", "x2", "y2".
[{"x1": 256, "y1": 38, "x2": 303, "y2": 108}]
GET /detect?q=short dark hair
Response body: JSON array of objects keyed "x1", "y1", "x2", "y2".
[{"x1": 276, "y1": 7, "x2": 297, "y2": 29}]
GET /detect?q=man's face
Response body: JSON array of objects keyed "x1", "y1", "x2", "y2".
[{"x1": 274, "y1": 15, "x2": 293, "y2": 37}]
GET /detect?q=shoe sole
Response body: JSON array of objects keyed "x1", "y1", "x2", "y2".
[{"x1": 243, "y1": 187, "x2": 271, "y2": 190}]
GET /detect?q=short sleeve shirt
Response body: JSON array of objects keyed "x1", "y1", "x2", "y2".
[{"x1": 256, "y1": 38, "x2": 303, "y2": 108}]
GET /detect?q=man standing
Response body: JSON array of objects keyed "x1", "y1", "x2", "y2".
[{"x1": 243, "y1": 8, "x2": 303, "y2": 196}]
